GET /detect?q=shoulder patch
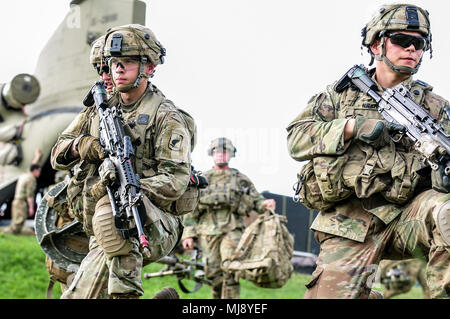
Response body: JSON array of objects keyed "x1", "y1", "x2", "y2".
[
  {"x1": 168, "y1": 133, "x2": 184, "y2": 151},
  {"x1": 137, "y1": 114, "x2": 150, "y2": 125}
]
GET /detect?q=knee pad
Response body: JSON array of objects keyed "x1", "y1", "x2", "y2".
[
  {"x1": 93, "y1": 195, "x2": 133, "y2": 258},
  {"x1": 432, "y1": 200, "x2": 450, "y2": 246}
]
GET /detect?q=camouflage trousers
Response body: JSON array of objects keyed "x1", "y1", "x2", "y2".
[
  {"x1": 305, "y1": 189, "x2": 450, "y2": 299},
  {"x1": 198, "y1": 229, "x2": 242, "y2": 299},
  {"x1": 61, "y1": 195, "x2": 183, "y2": 299},
  {"x1": 2, "y1": 199, "x2": 34, "y2": 235}
]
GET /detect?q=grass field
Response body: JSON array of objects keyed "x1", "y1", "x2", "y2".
[{"x1": 0, "y1": 233, "x2": 425, "y2": 299}]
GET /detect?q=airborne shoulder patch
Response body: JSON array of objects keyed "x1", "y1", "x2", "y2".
[{"x1": 168, "y1": 133, "x2": 184, "y2": 151}]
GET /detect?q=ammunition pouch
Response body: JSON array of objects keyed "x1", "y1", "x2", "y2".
[
  {"x1": 295, "y1": 161, "x2": 335, "y2": 211},
  {"x1": 198, "y1": 184, "x2": 236, "y2": 208},
  {"x1": 172, "y1": 184, "x2": 200, "y2": 216}
]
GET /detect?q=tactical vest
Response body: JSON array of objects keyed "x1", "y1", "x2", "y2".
[
  {"x1": 198, "y1": 168, "x2": 253, "y2": 216},
  {"x1": 88, "y1": 86, "x2": 199, "y2": 216},
  {"x1": 296, "y1": 79, "x2": 433, "y2": 210}
]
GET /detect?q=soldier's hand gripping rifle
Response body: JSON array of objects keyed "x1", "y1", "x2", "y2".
[
  {"x1": 83, "y1": 81, "x2": 151, "y2": 257},
  {"x1": 335, "y1": 64, "x2": 450, "y2": 175},
  {"x1": 144, "y1": 249, "x2": 211, "y2": 293}
]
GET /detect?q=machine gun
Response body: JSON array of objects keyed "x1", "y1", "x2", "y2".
[
  {"x1": 144, "y1": 249, "x2": 211, "y2": 293},
  {"x1": 83, "y1": 81, "x2": 150, "y2": 257},
  {"x1": 335, "y1": 64, "x2": 450, "y2": 174}
]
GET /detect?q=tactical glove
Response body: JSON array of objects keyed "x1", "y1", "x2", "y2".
[
  {"x1": 354, "y1": 115, "x2": 405, "y2": 148},
  {"x1": 431, "y1": 162, "x2": 450, "y2": 193},
  {"x1": 91, "y1": 179, "x2": 108, "y2": 201},
  {"x1": 75, "y1": 135, "x2": 105, "y2": 164}
]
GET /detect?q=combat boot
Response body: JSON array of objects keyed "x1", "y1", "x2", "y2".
[{"x1": 152, "y1": 286, "x2": 180, "y2": 299}]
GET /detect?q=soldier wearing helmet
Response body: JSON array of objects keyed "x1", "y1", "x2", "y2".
[
  {"x1": 89, "y1": 35, "x2": 114, "y2": 94},
  {"x1": 287, "y1": 4, "x2": 450, "y2": 298},
  {"x1": 181, "y1": 137, "x2": 276, "y2": 299},
  {"x1": 51, "y1": 24, "x2": 195, "y2": 299}
]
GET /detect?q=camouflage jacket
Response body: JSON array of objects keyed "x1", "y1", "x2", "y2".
[
  {"x1": 14, "y1": 172, "x2": 36, "y2": 201},
  {"x1": 182, "y1": 167, "x2": 267, "y2": 237},
  {"x1": 287, "y1": 70, "x2": 450, "y2": 242},
  {"x1": 50, "y1": 84, "x2": 192, "y2": 212}
]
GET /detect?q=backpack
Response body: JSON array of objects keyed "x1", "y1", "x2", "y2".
[{"x1": 226, "y1": 210, "x2": 294, "y2": 288}]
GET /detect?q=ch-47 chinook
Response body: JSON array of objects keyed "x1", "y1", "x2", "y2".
[{"x1": 0, "y1": 0, "x2": 147, "y2": 218}]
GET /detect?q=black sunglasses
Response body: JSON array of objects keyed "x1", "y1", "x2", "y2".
[
  {"x1": 386, "y1": 33, "x2": 428, "y2": 51},
  {"x1": 96, "y1": 64, "x2": 110, "y2": 76}
]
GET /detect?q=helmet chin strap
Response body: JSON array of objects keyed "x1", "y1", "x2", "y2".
[{"x1": 374, "y1": 36, "x2": 421, "y2": 75}]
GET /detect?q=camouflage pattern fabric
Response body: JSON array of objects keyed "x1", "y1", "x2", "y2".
[
  {"x1": 182, "y1": 167, "x2": 268, "y2": 298},
  {"x1": 227, "y1": 211, "x2": 294, "y2": 289},
  {"x1": 379, "y1": 258, "x2": 430, "y2": 299},
  {"x1": 303, "y1": 190, "x2": 450, "y2": 299},
  {"x1": 1, "y1": 172, "x2": 36, "y2": 234},
  {"x1": 198, "y1": 230, "x2": 242, "y2": 299},
  {"x1": 51, "y1": 83, "x2": 192, "y2": 298},
  {"x1": 287, "y1": 71, "x2": 450, "y2": 298}
]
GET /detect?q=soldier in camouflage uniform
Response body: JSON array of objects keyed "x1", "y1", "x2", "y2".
[
  {"x1": 287, "y1": 4, "x2": 450, "y2": 298},
  {"x1": 51, "y1": 24, "x2": 195, "y2": 299},
  {"x1": 1, "y1": 148, "x2": 41, "y2": 235},
  {"x1": 1, "y1": 162, "x2": 41, "y2": 235},
  {"x1": 89, "y1": 35, "x2": 114, "y2": 94},
  {"x1": 181, "y1": 137, "x2": 276, "y2": 299},
  {"x1": 379, "y1": 258, "x2": 430, "y2": 299}
]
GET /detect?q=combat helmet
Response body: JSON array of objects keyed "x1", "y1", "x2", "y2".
[
  {"x1": 361, "y1": 4, "x2": 431, "y2": 75},
  {"x1": 207, "y1": 137, "x2": 237, "y2": 157},
  {"x1": 103, "y1": 24, "x2": 166, "y2": 92},
  {"x1": 89, "y1": 35, "x2": 105, "y2": 66}
]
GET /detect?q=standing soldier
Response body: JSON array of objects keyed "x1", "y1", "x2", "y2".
[
  {"x1": 51, "y1": 24, "x2": 196, "y2": 299},
  {"x1": 287, "y1": 4, "x2": 450, "y2": 298},
  {"x1": 181, "y1": 137, "x2": 276, "y2": 299},
  {"x1": 1, "y1": 148, "x2": 42, "y2": 235}
]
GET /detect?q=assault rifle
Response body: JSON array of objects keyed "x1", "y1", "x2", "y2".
[
  {"x1": 83, "y1": 81, "x2": 150, "y2": 257},
  {"x1": 144, "y1": 249, "x2": 211, "y2": 293},
  {"x1": 335, "y1": 64, "x2": 450, "y2": 174}
]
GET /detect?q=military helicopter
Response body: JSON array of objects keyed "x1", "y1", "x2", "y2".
[{"x1": 0, "y1": 0, "x2": 147, "y2": 218}]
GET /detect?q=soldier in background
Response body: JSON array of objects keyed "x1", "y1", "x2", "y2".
[
  {"x1": 379, "y1": 258, "x2": 430, "y2": 299},
  {"x1": 181, "y1": 137, "x2": 276, "y2": 299},
  {"x1": 51, "y1": 24, "x2": 194, "y2": 299},
  {"x1": 1, "y1": 148, "x2": 42, "y2": 235},
  {"x1": 287, "y1": 4, "x2": 450, "y2": 298},
  {"x1": 89, "y1": 35, "x2": 114, "y2": 94}
]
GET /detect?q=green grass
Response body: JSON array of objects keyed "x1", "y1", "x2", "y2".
[{"x1": 0, "y1": 233, "x2": 425, "y2": 299}]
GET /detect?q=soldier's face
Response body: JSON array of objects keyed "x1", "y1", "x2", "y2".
[
  {"x1": 372, "y1": 31, "x2": 424, "y2": 69},
  {"x1": 212, "y1": 150, "x2": 231, "y2": 165},
  {"x1": 110, "y1": 57, "x2": 140, "y2": 89},
  {"x1": 96, "y1": 63, "x2": 114, "y2": 92},
  {"x1": 110, "y1": 57, "x2": 155, "y2": 91}
]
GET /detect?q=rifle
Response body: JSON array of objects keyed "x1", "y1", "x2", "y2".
[
  {"x1": 335, "y1": 64, "x2": 450, "y2": 174},
  {"x1": 144, "y1": 249, "x2": 211, "y2": 293},
  {"x1": 83, "y1": 81, "x2": 150, "y2": 257}
]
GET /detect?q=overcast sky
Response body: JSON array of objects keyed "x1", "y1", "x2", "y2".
[{"x1": 1, "y1": 0, "x2": 449, "y2": 197}]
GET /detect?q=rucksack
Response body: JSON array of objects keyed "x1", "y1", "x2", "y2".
[{"x1": 226, "y1": 210, "x2": 294, "y2": 288}]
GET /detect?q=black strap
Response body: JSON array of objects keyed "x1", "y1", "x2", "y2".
[{"x1": 177, "y1": 278, "x2": 203, "y2": 294}]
